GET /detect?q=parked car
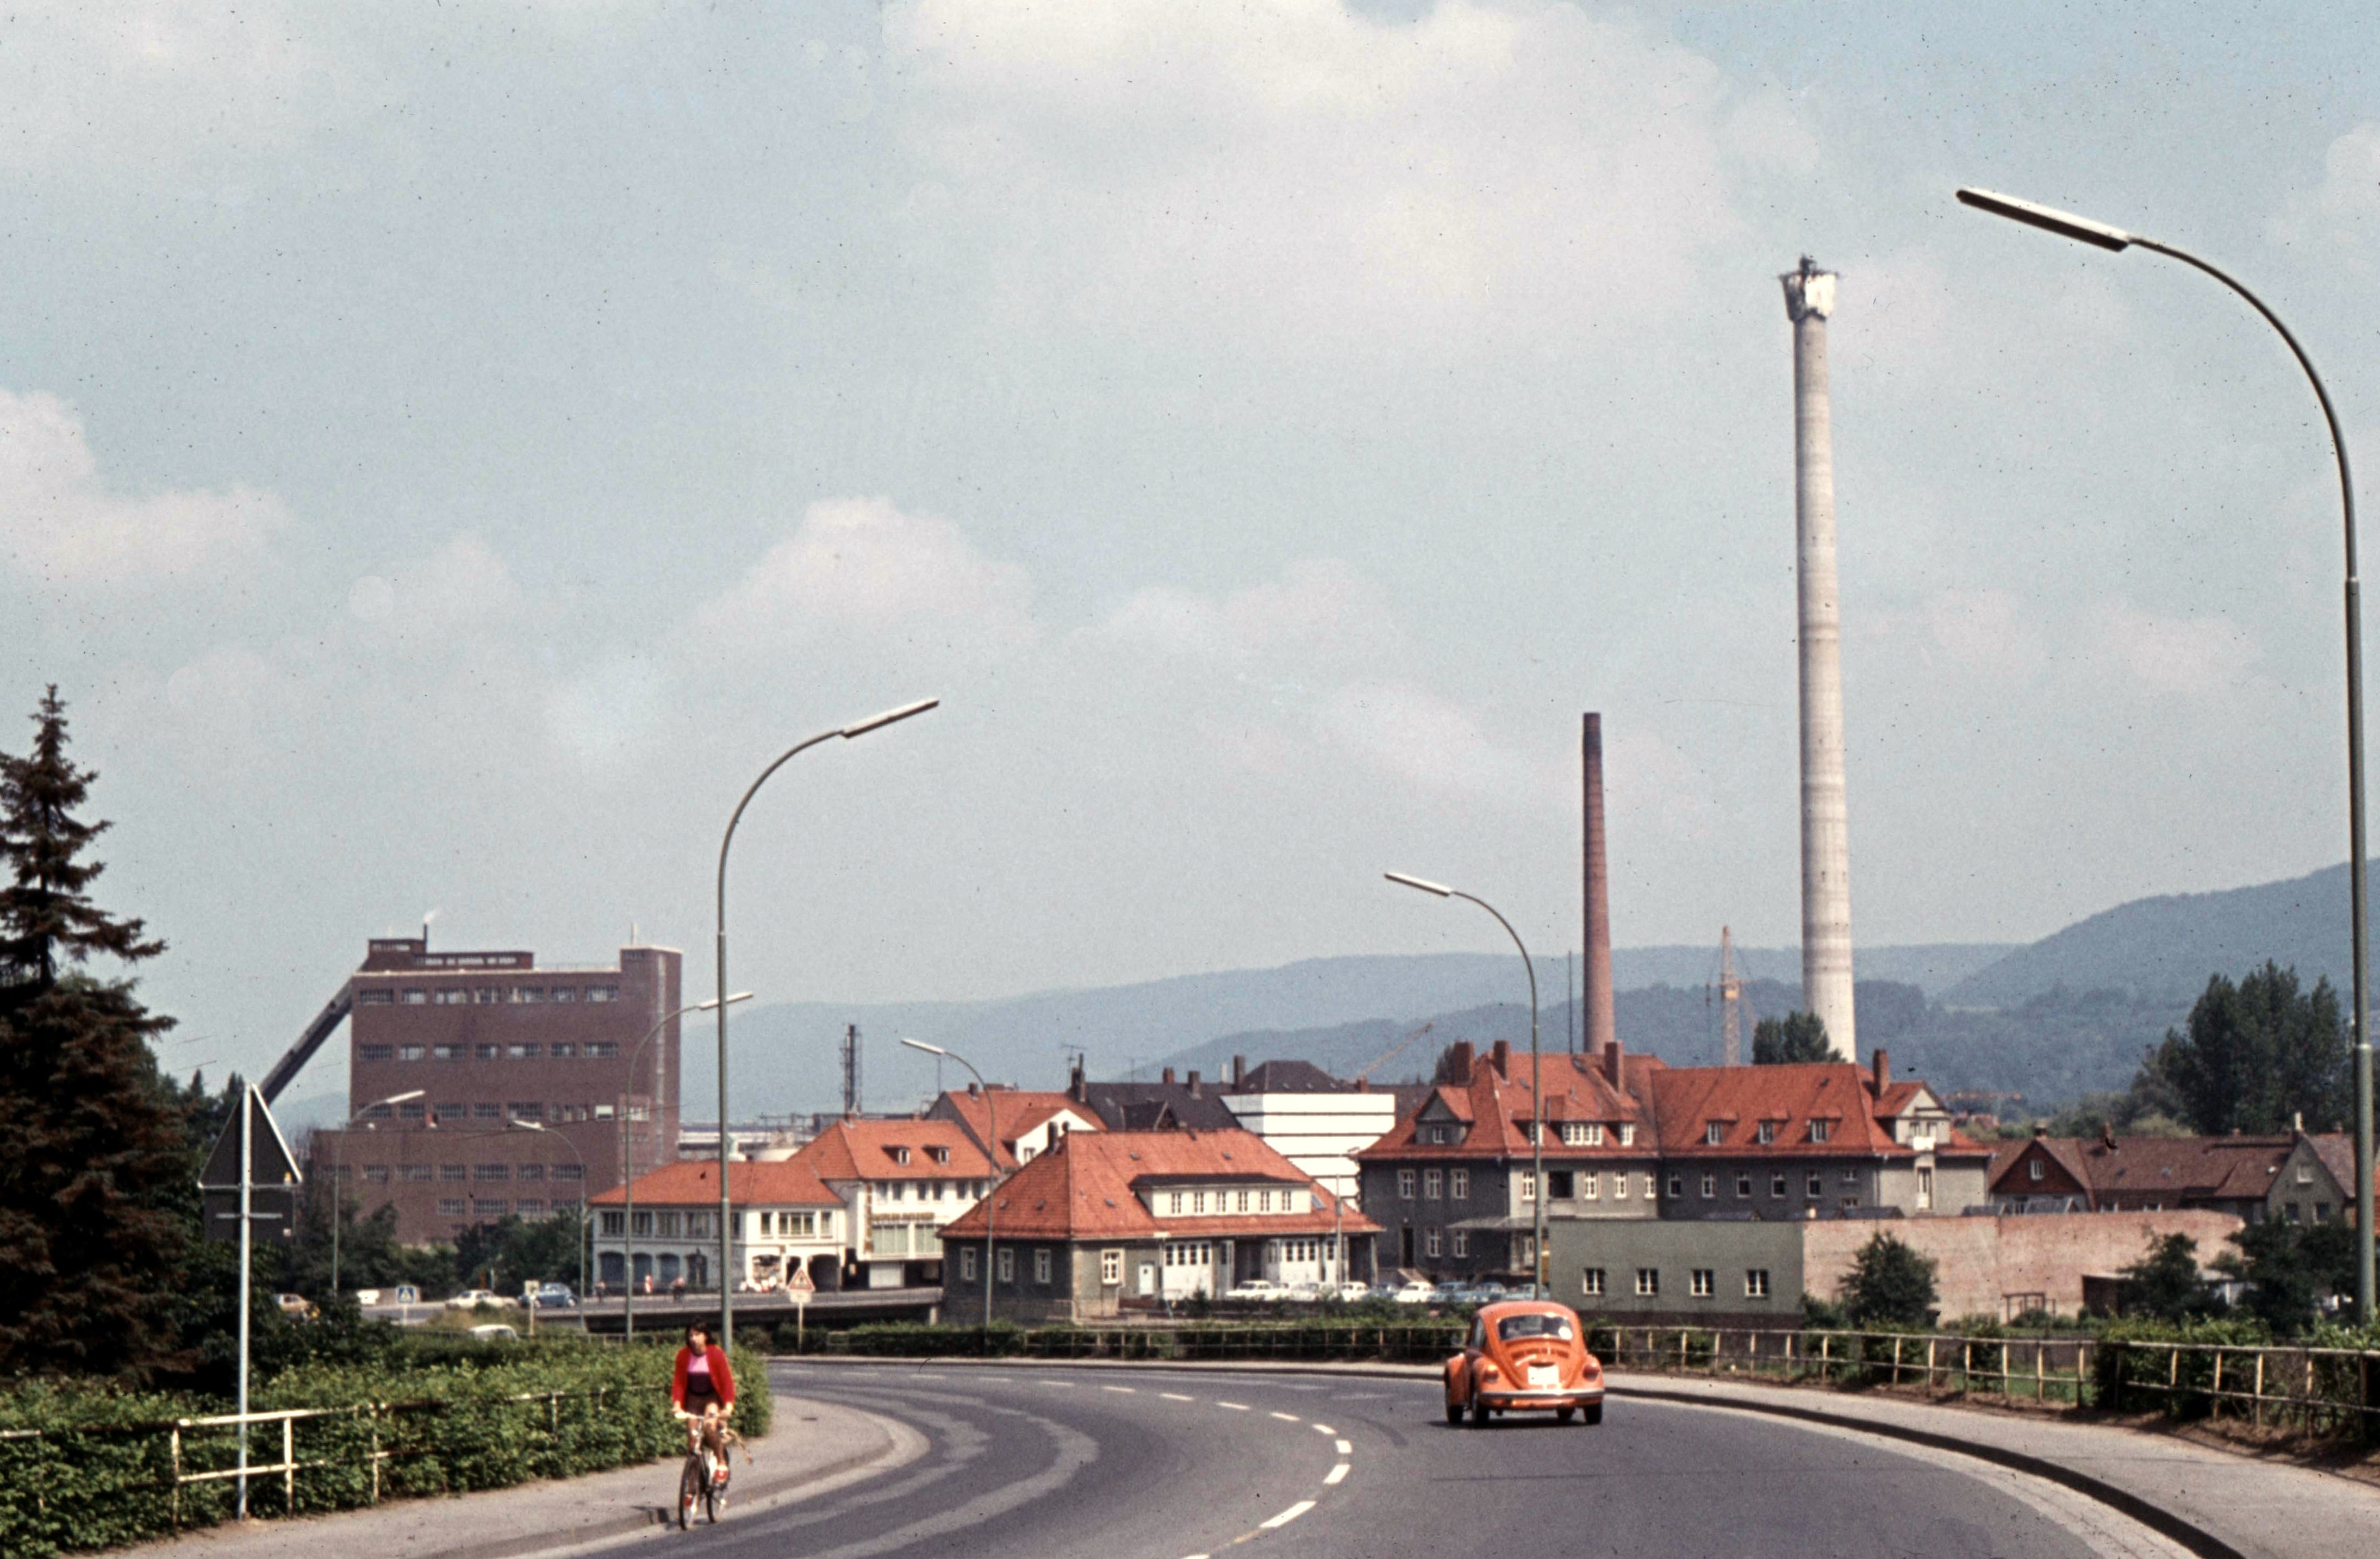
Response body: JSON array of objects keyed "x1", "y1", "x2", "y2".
[
  {"x1": 532, "y1": 1283, "x2": 577, "y2": 1309},
  {"x1": 1432, "y1": 1280, "x2": 1471, "y2": 1306},
  {"x1": 1331, "y1": 1281, "x2": 1372, "y2": 1302},
  {"x1": 1443, "y1": 1300, "x2": 1605, "y2": 1427},
  {"x1": 468, "y1": 1323, "x2": 519, "y2": 1342},
  {"x1": 445, "y1": 1288, "x2": 507, "y2": 1310},
  {"x1": 1224, "y1": 1279, "x2": 1286, "y2": 1302},
  {"x1": 1467, "y1": 1282, "x2": 1512, "y2": 1307},
  {"x1": 273, "y1": 1293, "x2": 317, "y2": 1320},
  {"x1": 1284, "y1": 1281, "x2": 1325, "y2": 1302}
]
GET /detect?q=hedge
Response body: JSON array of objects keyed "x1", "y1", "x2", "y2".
[{"x1": 0, "y1": 1337, "x2": 770, "y2": 1557}]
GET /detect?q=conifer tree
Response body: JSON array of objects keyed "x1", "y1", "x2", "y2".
[{"x1": 0, "y1": 687, "x2": 194, "y2": 1381}]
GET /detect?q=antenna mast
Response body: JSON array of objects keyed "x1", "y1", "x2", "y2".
[
  {"x1": 1718, "y1": 926, "x2": 1744, "y2": 1067},
  {"x1": 841, "y1": 1024, "x2": 863, "y2": 1117}
]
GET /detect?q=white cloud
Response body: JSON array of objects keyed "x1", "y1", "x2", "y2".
[
  {"x1": 693, "y1": 496, "x2": 1036, "y2": 651},
  {"x1": 1100, "y1": 557, "x2": 1397, "y2": 665},
  {"x1": 0, "y1": 388, "x2": 288, "y2": 585},
  {"x1": 1319, "y1": 679, "x2": 1553, "y2": 805},
  {"x1": 2270, "y1": 123, "x2": 2380, "y2": 265},
  {"x1": 886, "y1": 0, "x2": 1795, "y2": 349},
  {"x1": 2095, "y1": 600, "x2": 2258, "y2": 696}
]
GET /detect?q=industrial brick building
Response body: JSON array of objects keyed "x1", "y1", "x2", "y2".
[{"x1": 306, "y1": 936, "x2": 684, "y2": 1245}]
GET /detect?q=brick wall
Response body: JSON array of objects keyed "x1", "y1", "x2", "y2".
[{"x1": 1800, "y1": 1209, "x2": 2241, "y2": 1319}]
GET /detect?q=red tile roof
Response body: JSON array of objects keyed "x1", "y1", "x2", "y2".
[
  {"x1": 2309, "y1": 1133, "x2": 2380, "y2": 1199},
  {"x1": 1357, "y1": 1048, "x2": 1645, "y2": 1162},
  {"x1": 589, "y1": 1157, "x2": 838, "y2": 1208},
  {"x1": 792, "y1": 1118, "x2": 998, "y2": 1182},
  {"x1": 932, "y1": 1089, "x2": 1096, "y2": 1168},
  {"x1": 939, "y1": 1128, "x2": 1378, "y2": 1243}
]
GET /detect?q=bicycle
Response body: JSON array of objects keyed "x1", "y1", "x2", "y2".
[{"x1": 676, "y1": 1407, "x2": 745, "y2": 1529}]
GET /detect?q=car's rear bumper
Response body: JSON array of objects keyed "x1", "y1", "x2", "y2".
[{"x1": 1477, "y1": 1386, "x2": 1605, "y2": 1410}]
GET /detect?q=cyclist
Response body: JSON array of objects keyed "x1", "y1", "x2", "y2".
[{"x1": 672, "y1": 1321, "x2": 736, "y2": 1482}]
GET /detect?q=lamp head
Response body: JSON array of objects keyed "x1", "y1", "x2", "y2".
[
  {"x1": 696, "y1": 991, "x2": 756, "y2": 1012},
  {"x1": 1384, "y1": 871, "x2": 1455, "y2": 897},
  {"x1": 900, "y1": 1037, "x2": 949, "y2": 1057},
  {"x1": 1955, "y1": 187, "x2": 2133, "y2": 251},
  {"x1": 843, "y1": 697, "x2": 940, "y2": 738}
]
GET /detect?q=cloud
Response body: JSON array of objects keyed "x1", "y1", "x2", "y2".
[
  {"x1": 1319, "y1": 679, "x2": 1553, "y2": 805},
  {"x1": 693, "y1": 496, "x2": 1036, "y2": 651},
  {"x1": 2095, "y1": 601, "x2": 2258, "y2": 696},
  {"x1": 0, "y1": 388, "x2": 288, "y2": 585},
  {"x1": 2270, "y1": 123, "x2": 2380, "y2": 266},
  {"x1": 1100, "y1": 557, "x2": 1397, "y2": 665},
  {"x1": 886, "y1": 0, "x2": 1796, "y2": 350},
  {"x1": 1925, "y1": 588, "x2": 2046, "y2": 680}
]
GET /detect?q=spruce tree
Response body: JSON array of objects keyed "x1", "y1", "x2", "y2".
[
  {"x1": 0, "y1": 687, "x2": 194, "y2": 1381},
  {"x1": 1752, "y1": 1011, "x2": 1833, "y2": 1064}
]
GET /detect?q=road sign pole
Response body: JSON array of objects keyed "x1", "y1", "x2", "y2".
[{"x1": 236, "y1": 1085, "x2": 252, "y2": 1521}]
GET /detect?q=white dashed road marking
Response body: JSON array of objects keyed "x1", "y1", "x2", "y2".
[
  {"x1": 1104, "y1": 1386, "x2": 1138, "y2": 1394},
  {"x1": 1269, "y1": 1411, "x2": 1300, "y2": 1422},
  {"x1": 1324, "y1": 1464, "x2": 1349, "y2": 1486},
  {"x1": 1217, "y1": 1401, "x2": 1251, "y2": 1411},
  {"x1": 1310, "y1": 1423, "x2": 1335, "y2": 1435},
  {"x1": 1334, "y1": 1438, "x2": 1351, "y2": 1455},
  {"x1": 1162, "y1": 1392, "x2": 1195, "y2": 1401},
  {"x1": 1260, "y1": 1501, "x2": 1317, "y2": 1530}
]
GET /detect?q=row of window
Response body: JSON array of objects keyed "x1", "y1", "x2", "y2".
[
  {"x1": 870, "y1": 1180, "x2": 987, "y2": 1201},
  {"x1": 1702, "y1": 1118, "x2": 1832, "y2": 1146},
  {"x1": 1684, "y1": 1168, "x2": 1862, "y2": 1200},
  {"x1": 358, "y1": 1041, "x2": 624, "y2": 1063},
  {"x1": 357, "y1": 986, "x2": 620, "y2": 1007},
  {"x1": 362, "y1": 1100, "x2": 628, "y2": 1124},
  {"x1": 595, "y1": 1209, "x2": 715, "y2": 1238},
  {"x1": 1415, "y1": 1226, "x2": 1470, "y2": 1258},
  {"x1": 1580, "y1": 1267, "x2": 1773, "y2": 1300},
  {"x1": 353, "y1": 1163, "x2": 585, "y2": 1183},
  {"x1": 1160, "y1": 1187, "x2": 1311, "y2": 1216},
  {"x1": 432, "y1": 1198, "x2": 580, "y2": 1218},
  {"x1": 956, "y1": 1245, "x2": 1063, "y2": 1284},
  {"x1": 1398, "y1": 1168, "x2": 1660, "y2": 1202},
  {"x1": 1420, "y1": 1121, "x2": 1643, "y2": 1148}
]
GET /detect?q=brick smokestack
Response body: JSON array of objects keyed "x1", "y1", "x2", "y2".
[{"x1": 1582, "y1": 713, "x2": 1617, "y2": 1055}]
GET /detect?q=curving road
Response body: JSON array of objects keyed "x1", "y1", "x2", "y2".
[{"x1": 637, "y1": 1361, "x2": 2194, "y2": 1559}]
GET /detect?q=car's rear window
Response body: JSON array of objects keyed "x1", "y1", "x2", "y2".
[{"x1": 1496, "y1": 1313, "x2": 1576, "y2": 1343}]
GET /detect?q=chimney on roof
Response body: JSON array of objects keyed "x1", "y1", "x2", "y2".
[
  {"x1": 1069, "y1": 1060, "x2": 1087, "y2": 1103},
  {"x1": 1355, "y1": 1076, "x2": 1369, "y2": 1092},
  {"x1": 1871, "y1": 1049, "x2": 1889, "y2": 1093},
  {"x1": 1490, "y1": 1039, "x2": 1512, "y2": 1078},
  {"x1": 2033, "y1": 1122, "x2": 2047, "y2": 1138},
  {"x1": 1447, "y1": 1042, "x2": 1474, "y2": 1086},
  {"x1": 1602, "y1": 1038, "x2": 1624, "y2": 1087},
  {"x1": 1233, "y1": 1054, "x2": 1248, "y2": 1086},
  {"x1": 1162, "y1": 1067, "x2": 1175, "y2": 1086},
  {"x1": 1187, "y1": 1070, "x2": 1202, "y2": 1095},
  {"x1": 969, "y1": 1081, "x2": 981, "y2": 1097},
  {"x1": 1582, "y1": 712, "x2": 1618, "y2": 1056}
]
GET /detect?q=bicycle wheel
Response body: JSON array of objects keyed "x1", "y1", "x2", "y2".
[
  {"x1": 678, "y1": 1456, "x2": 702, "y2": 1530},
  {"x1": 703, "y1": 1473, "x2": 722, "y2": 1525}
]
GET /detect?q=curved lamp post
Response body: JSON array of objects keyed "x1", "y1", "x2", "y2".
[
  {"x1": 329, "y1": 1089, "x2": 425, "y2": 1298},
  {"x1": 1385, "y1": 872, "x2": 1544, "y2": 1298},
  {"x1": 1956, "y1": 186, "x2": 2372, "y2": 1325},
  {"x1": 505, "y1": 1119, "x2": 588, "y2": 1302},
  {"x1": 902, "y1": 1038, "x2": 994, "y2": 1331},
  {"x1": 717, "y1": 697, "x2": 939, "y2": 1347},
  {"x1": 622, "y1": 992, "x2": 751, "y2": 1340}
]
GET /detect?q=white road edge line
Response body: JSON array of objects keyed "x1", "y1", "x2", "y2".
[
  {"x1": 1324, "y1": 1463, "x2": 1350, "y2": 1486},
  {"x1": 1269, "y1": 1411, "x2": 1300, "y2": 1422},
  {"x1": 1217, "y1": 1401, "x2": 1251, "y2": 1410},
  {"x1": 1260, "y1": 1501, "x2": 1317, "y2": 1530},
  {"x1": 1334, "y1": 1438, "x2": 1351, "y2": 1455},
  {"x1": 1310, "y1": 1423, "x2": 1334, "y2": 1435},
  {"x1": 1161, "y1": 1392, "x2": 1195, "y2": 1401}
]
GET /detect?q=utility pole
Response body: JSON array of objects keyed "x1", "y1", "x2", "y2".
[
  {"x1": 1718, "y1": 927, "x2": 1744, "y2": 1067},
  {"x1": 842, "y1": 1024, "x2": 863, "y2": 1117}
]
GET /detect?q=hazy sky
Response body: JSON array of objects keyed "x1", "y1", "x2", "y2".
[{"x1": 4, "y1": 1, "x2": 2377, "y2": 1087}]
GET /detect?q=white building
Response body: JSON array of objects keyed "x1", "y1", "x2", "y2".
[
  {"x1": 590, "y1": 1157, "x2": 842, "y2": 1294},
  {"x1": 1221, "y1": 1060, "x2": 1400, "y2": 1207}
]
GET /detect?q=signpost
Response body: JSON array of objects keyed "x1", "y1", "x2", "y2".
[
  {"x1": 395, "y1": 1284, "x2": 419, "y2": 1325},
  {"x1": 788, "y1": 1263, "x2": 815, "y2": 1351},
  {"x1": 197, "y1": 1085, "x2": 302, "y2": 1522}
]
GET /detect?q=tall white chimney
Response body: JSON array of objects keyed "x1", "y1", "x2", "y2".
[{"x1": 1782, "y1": 257, "x2": 1856, "y2": 1057}]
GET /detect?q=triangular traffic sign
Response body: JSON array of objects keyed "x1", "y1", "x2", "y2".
[{"x1": 198, "y1": 1085, "x2": 304, "y2": 1190}]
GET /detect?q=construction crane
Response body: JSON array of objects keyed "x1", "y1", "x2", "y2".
[
  {"x1": 1354, "y1": 1020, "x2": 1435, "y2": 1083},
  {"x1": 1706, "y1": 927, "x2": 1744, "y2": 1067}
]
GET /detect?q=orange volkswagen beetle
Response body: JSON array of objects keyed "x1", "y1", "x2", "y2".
[{"x1": 1444, "y1": 1299, "x2": 1605, "y2": 1426}]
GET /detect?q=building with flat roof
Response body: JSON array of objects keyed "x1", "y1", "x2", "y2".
[{"x1": 307, "y1": 936, "x2": 683, "y2": 1246}]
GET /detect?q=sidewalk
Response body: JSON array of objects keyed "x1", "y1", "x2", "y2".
[
  {"x1": 783, "y1": 1355, "x2": 2380, "y2": 1559},
  {"x1": 123, "y1": 1395, "x2": 911, "y2": 1559}
]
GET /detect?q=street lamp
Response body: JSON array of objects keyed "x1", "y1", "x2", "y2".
[
  {"x1": 902, "y1": 1038, "x2": 995, "y2": 1332},
  {"x1": 505, "y1": 1119, "x2": 588, "y2": 1301},
  {"x1": 622, "y1": 992, "x2": 752, "y2": 1342},
  {"x1": 1956, "y1": 186, "x2": 2373, "y2": 1325},
  {"x1": 329, "y1": 1090, "x2": 425, "y2": 1299},
  {"x1": 717, "y1": 697, "x2": 939, "y2": 1348},
  {"x1": 1384, "y1": 872, "x2": 1544, "y2": 1299}
]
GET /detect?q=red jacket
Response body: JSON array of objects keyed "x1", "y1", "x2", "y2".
[{"x1": 671, "y1": 1344, "x2": 736, "y2": 1411}]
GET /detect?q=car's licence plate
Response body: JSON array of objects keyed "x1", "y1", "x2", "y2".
[{"x1": 1526, "y1": 1365, "x2": 1560, "y2": 1389}]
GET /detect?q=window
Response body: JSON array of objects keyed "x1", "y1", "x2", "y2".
[
  {"x1": 552, "y1": 1198, "x2": 580, "y2": 1214},
  {"x1": 509, "y1": 1102, "x2": 543, "y2": 1120},
  {"x1": 1809, "y1": 1119, "x2": 1830, "y2": 1144},
  {"x1": 1756, "y1": 1121, "x2": 1777, "y2": 1144},
  {"x1": 473, "y1": 988, "x2": 500, "y2": 1005},
  {"x1": 1033, "y1": 1248, "x2": 1052, "y2": 1284},
  {"x1": 1690, "y1": 1268, "x2": 1715, "y2": 1298},
  {"x1": 594, "y1": 1104, "x2": 615, "y2": 1120},
  {"x1": 1581, "y1": 1267, "x2": 1605, "y2": 1296},
  {"x1": 1642, "y1": 1173, "x2": 1657, "y2": 1200},
  {"x1": 551, "y1": 1043, "x2": 576, "y2": 1059},
  {"x1": 1746, "y1": 1269, "x2": 1772, "y2": 1298},
  {"x1": 359, "y1": 1044, "x2": 394, "y2": 1062},
  {"x1": 1771, "y1": 1174, "x2": 1786, "y2": 1198},
  {"x1": 631, "y1": 1211, "x2": 652, "y2": 1236},
  {"x1": 1451, "y1": 1230, "x2": 1468, "y2": 1257},
  {"x1": 2028, "y1": 1158, "x2": 2046, "y2": 1183},
  {"x1": 1519, "y1": 1173, "x2": 1536, "y2": 1202},
  {"x1": 1167, "y1": 1191, "x2": 1183, "y2": 1214},
  {"x1": 402, "y1": 989, "x2": 429, "y2": 1005},
  {"x1": 554, "y1": 1163, "x2": 583, "y2": 1181},
  {"x1": 584, "y1": 1042, "x2": 618, "y2": 1058},
  {"x1": 507, "y1": 1044, "x2": 543, "y2": 1060},
  {"x1": 2296, "y1": 1164, "x2": 2315, "y2": 1185},
  {"x1": 475, "y1": 1045, "x2": 499, "y2": 1062},
  {"x1": 402, "y1": 1164, "x2": 433, "y2": 1181},
  {"x1": 1450, "y1": 1169, "x2": 1469, "y2": 1199},
  {"x1": 432, "y1": 1045, "x2": 463, "y2": 1062},
  {"x1": 1191, "y1": 1190, "x2": 1206, "y2": 1213},
  {"x1": 1618, "y1": 1125, "x2": 1635, "y2": 1147},
  {"x1": 1256, "y1": 1189, "x2": 1272, "y2": 1212},
  {"x1": 435, "y1": 1103, "x2": 466, "y2": 1124},
  {"x1": 510, "y1": 987, "x2": 545, "y2": 1003},
  {"x1": 1101, "y1": 1248, "x2": 1123, "y2": 1285},
  {"x1": 518, "y1": 1163, "x2": 545, "y2": 1182},
  {"x1": 1424, "y1": 1169, "x2": 1443, "y2": 1199},
  {"x1": 1807, "y1": 1171, "x2": 1823, "y2": 1198},
  {"x1": 357, "y1": 990, "x2": 396, "y2": 1006},
  {"x1": 1842, "y1": 1167, "x2": 1858, "y2": 1184},
  {"x1": 551, "y1": 986, "x2": 577, "y2": 1003},
  {"x1": 474, "y1": 1199, "x2": 509, "y2": 1216},
  {"x1": 1614, "y1": 1171, "x2": 1629, "y2": 1201},
  {"x1": 434, "y1": 989, "x2": 469, "y2": 1006},
  {"x1": 476, "y1": 1164, "x2": 509, "y2": 1181},
  {"x1": 396, "y1": 1045, "x2": 426, "y2": 1062},
  {"x1": 689, "y1": 1213, "x2": 712, "y2": 1239},
  {"x1": 1398, "y1": 1169, "x2": 1416, "y2": 1200},
  {"x1": 961, "y1": 1248, "x2": 978, "y2": 1281},
  {"x1": 516, "y1": 1199, "x2": 544, "y2": 1216},
  {"x1": 1737, "y1": 1173, "x2": 1753, "y2": 1198},
  {"x1": 438, "y1": 1198, "x2": 466, "y2": 1216},
  {"x1": 996, "y1": 1248, "x2": 1014, "y2": 1283},
  {"x1": 1581, "y1": 1172, "x2": 1600, "y2": 1201},
  {"x1": 474, "y1": 1102, "x2": 501, "y2": 1120},
  {"x1": 1704, "y1": 1121, "x2": 1724, "y2": 1145},
  {"x1": 1840, "y1": 1194, "x2": 1861, "y2": 1210},
  {"x1": 1634, "y1": 1268, "x2": 1659, "y2": 1297},
  {"x1": 363, "y1": 1164, "x2": 391, "y2": 1183},
  {"x1": 1424, "y1": 1226, "x2": 1442, "y2": 1258},
  {"x1": 601, "y1": 1211, "x2": 625, "y2": 1236},
  {"x1": 588, "y1": 986, "x2": 619, "y2": 1003},
  {"x1": 1917, "y1": 1167, "x2": 1934, "y2": 1209},
  {"x1": 1549, "y1": 1170, "x2": 1574, "y2": 1199},
  {"x1": 1700, "y1": 1171, "x2": 1717, "y2": 1199},
  {"x1": 1665, "y1": 1171, "x2": 1682, "y2": 1199}
]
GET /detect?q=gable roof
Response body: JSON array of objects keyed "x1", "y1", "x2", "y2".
[
  {"x1": 590, "y1": 1156, "x2": 838, "y2": 1208},
  {"x1": 2019, "y1": 1134, "x2": 2297, "y2": 1202},
  {"x1": 2308, "y1": 1133, "x2": 2379, "y2": 1199},
  {"x1": 790, "y1": 1117, "x2": 997, "y2": 1182},
  {"x1": 1224, "y1": 1059, "x2": 1349, "y2": 1094},
  {"x1": 930, "y1": 1089, "x2": 1096, "y2": 1168},
  {"x1": 1076, "y1": 1078, "x2": 1241, "y2": 1132},
  {"x1": 939, "y1": 1128, "x2": 1379, "y2": 1243},
  {"x1": 1642, "y1": 1063, "x2": 1912, "y2": 1157},
  {"x1": 1358, "y1": 1046, "x2": 1646, "y2": 1161}
]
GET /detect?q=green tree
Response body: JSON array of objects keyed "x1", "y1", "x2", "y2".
[
  {"x1": 2220, "y1": 1219, "x2": 2356, "y2": 1337},
  {"x1": 1840, "y1": 1230, "x2": 1937, "y2": 1327},
  {"x1": 1752, "y1": 1011, "x2": 1833, "y2": 1064},
  {"x1": 2140, "y1": 964, "x2": 2348, "y2": 1136},
  {"x1": 2119, "y1": 1232, "x2": 2211, "y2": 1321},
  {"x1": 452, "y1": 1211, "x2": 590, "y2": 1297},
  {"x1": 0, "y1": 689, "x2": 195, "y2": 1381}
]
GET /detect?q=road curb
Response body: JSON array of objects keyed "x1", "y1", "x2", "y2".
[{"x1": 774, "y1": 1355, "x2": 2241, "y2": 1558}]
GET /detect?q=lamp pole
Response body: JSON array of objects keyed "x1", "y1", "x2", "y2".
[
  {"x1": 1385, "y1": 872, "x2": 1544, "y2": 1298},
  {"x1": 1955, "y1": 186, "x2": 2371, "y2": 1325},
  {"x1": 329, "y1": 1089, "x2": 425, "y2": 1299},
  {"x1": 622, "y1": 994, "x2": 751, "y2": 1341},
  {"x1": 506, "y1": 1119, "x2": 589, "y2": 1300},
  {"x1": 902, "y1": 1038, "x2": 995, "y2": 1331},
  {"x1": 717, "y1": 697, "x2": 939, "y2": 1348}
]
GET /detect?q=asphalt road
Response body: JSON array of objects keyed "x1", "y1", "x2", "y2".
[{"x1": 616, "y1": 1362, "x2": 2195, "y2": 1559}]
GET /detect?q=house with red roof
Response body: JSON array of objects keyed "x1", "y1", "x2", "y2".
[
  {"x1": 926, "y1": 1084, "x2": 1101, "y2": 1169},
  {"x1": 937, "y1": 1128, "x2": 1379, "y2": 1322},
  {"x1": 787, "y1": 1117, "x2": 1001, "y2": 1289},
  {"x1": 1989, "y1": 1128, "x2": 2360, "y2": 1224},
  {"x1": 589, "y1": 1157, "x2": 843, "y2": 1295}
]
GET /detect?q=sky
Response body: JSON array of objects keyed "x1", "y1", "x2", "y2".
[{"x1": 3, "y1": 1, "x2": 2377, "y2": 1089}]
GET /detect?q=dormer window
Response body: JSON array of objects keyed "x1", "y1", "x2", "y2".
[
  {"x1": 892, "y1": 1146, "x2": 911, "y2": 1165},
  {"x1": 1618, "y1": 1124, "x2": 1635, "y2": 1147},
  {"x1": 1756, "y1": 1121, "x2": 1777, "y2": 1145},
  {"x1": 1809, "y1": 1120, "x2": 1830, "y2": 1145},
  {"x1": 1704, "y1": 1121, "x2": 1724, "y2": 1146},
  {"x1": 2028, "y1": 1159, "x2": 2046, "y2": 1182},
  {"x1": 930, "y1": 1146, "x2": 950, "y2": 1164}
]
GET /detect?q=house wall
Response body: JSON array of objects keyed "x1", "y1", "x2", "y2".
[
  {"x1": 1800, "y1": 1210, "x2": 2243, "y2": 1320},
  {"x1": 1546, "y1": 1219, "x2": 1805, "y2": 1324}
]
